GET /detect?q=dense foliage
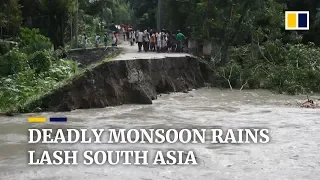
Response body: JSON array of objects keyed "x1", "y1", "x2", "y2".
[
  {"x1": 0, "y1": 0, "x2": 22, "y2": 37},
  {"x1": 211, "y1": 42, "x2": 320, "y2": 95},
  {"x1": 0, "y1": 0, "x2": 131, "y2": 112},
  {"x1": 0, "y1": 28, "x2": 79, "y2": 112},
  {"x1": 2, "y1": 0, "x2": 131, "y2": 48}
]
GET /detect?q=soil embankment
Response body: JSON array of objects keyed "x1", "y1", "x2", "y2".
[
  {"x1": 67, "y1": 47, "x2": 117, "y2": 67},
  {"x1": 15, "y1": 44, "x2": 205, "y2": 113}
]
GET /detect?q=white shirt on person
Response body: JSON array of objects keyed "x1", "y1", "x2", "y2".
[
  {"x1": 95, "y1": 35, "x2": 100, "y2": 43},
  {"x1": 156, "y1": 33, "x2": 162, "y2": 47},
  {"x1": 137, "y1": 32, "x2": 144, "y2": 42},
  {"x1": 161, "y1": 32, "x2": 166, "y2": 47}
]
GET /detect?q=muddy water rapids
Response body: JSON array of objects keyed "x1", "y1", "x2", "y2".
[{"x1": 0, "y1": 88, "x2": 319, "y2": 180}]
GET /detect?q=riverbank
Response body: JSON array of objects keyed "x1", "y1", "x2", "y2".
[
  {"x1": 6, "y1": 43, "x2": 204, "y2": 114},
  {"x1": 0, "y1": 47, "x2": 121, "y2": 115}
]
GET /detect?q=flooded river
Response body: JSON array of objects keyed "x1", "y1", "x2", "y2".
[{"x1": 0, "y1": 88, "x2": 319, "y2": 180}]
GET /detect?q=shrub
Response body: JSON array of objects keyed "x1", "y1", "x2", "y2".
[
  {"x1": 52, "y1": 47, "x2": 67, "y2": 60},
  {"x1": 41, "y1": 59, "x2": 79, "y2": 81},
  {"x1": 0, "y1": 69, "x2": 37, "y2": 111},
  {"x1": 212, "y1": 41, "x2": 320, "y2": 94},
  {"x1": 0, "y1": 41, "x2": 18, "y2": 55},
  {"x1": 0, "y1": 58, "x2": 80, "y2": 112},
  {"x1": 0, "y1": 48, "x2": 28, "y2": 77},
  {"x1": 0, "y1": 27, "x2": 82, "y2": 112},
  {"x1": 19, "y1": 27, "x2": 52, "y2": 53},
  {"x1": 28, "y1": 51, "x2": 52, "y2": 74}
]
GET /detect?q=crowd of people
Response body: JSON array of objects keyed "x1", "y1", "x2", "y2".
[
  {"x1": 80, "y1": 27, "x2": 186, "y2": 53},
  {"x1": 82, "y1": 33, "x2": 110, "y2": 49},
  {"x1": 124, "y1": 29, "x2": 186, "y2": 53}
]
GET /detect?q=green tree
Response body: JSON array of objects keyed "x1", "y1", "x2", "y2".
[
  {"x1": 128, "y1": 0, "x2": 157, "y2": 29},
  {"x1": 0, "y1": 0, "x2": 22, "y2": 37},
  {"x1": 39, "y1": 0, "x2": 76, "y2": 49},
  {"x1": 113, "y1": 1, "x2": 131, "y2": 24}
]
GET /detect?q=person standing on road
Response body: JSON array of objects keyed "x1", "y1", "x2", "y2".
[
  {"x1": 129, "y1": 30, "x2": 134, "y2": 46},
  {"x1": 150, "y1": 31, "x2": 156, "y2": 52},
  {"x1": 143, "y1": 29, "x2": 150, "y2": 52},
  {"x1": 156, "y1": 31, "x2": 162, "y2": 52},
  {"x1": 132, "y1": 30, "x2": 136, "y2": 45},
  {"x1": 126, "y1": 26, "x2": 130, "y2": 41},
  {"x1": 95, "y1": 34, "x2": 101, "y2": 48},
  {"x1": 137, "y1": 29, "x2": 144, "y2": 52},
  {"x1": 135, "y1": 30, "x2": 138, "y2": 41},
  {"x1": 104, "y1": 33, "x2": 108, "y2": 49},
  {"x1": 161, "y1": 29, "x2": 167, "y2": 52},
  {"x1": 176, "y1": 30, "x2": 185, "y2": 53},
  {"x1": 122, "y1": 27, "x2": 126, "y2": 41},
  {"x1": 167, "y1": 31, "x2": 173, "y2": 53},
  {"x1": 83, "y1": 33, "x2": 87, "y2": 49},
  {"x1": 112, "y1": 32, "x2": 117, "y2": 46},
  {"x1": 171, "y1": 32, "x2": 177, "y2": 52}
]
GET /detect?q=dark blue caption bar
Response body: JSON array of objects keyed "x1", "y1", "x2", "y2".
[{"x1": 49, "y1": 117, "x2": 67, "y2": 122}]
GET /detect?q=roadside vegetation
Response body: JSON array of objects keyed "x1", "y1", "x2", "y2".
[
  {"x1": 209, "y1": 41, "x2": 320, "y2": 95},
  {"x1": 130, "y1": 0, "x2": 320, "y2": 95},
  {"x1": 8, "y1": 47, "x2": 121, "y2": 114},
  {"x1": 0, "y1": 27, "x2": 120, "y2": 113},
  {"x1": 0, "y1": 28, "x2": 80, "y2": 112},
  {"x1": 1, "y1": 0, "x2": 128, "y2": 112}
]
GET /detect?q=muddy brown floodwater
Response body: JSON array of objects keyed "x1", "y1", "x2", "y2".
[{"x1": 0, "y1": 88, "x2": 319, "y2": 180}]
